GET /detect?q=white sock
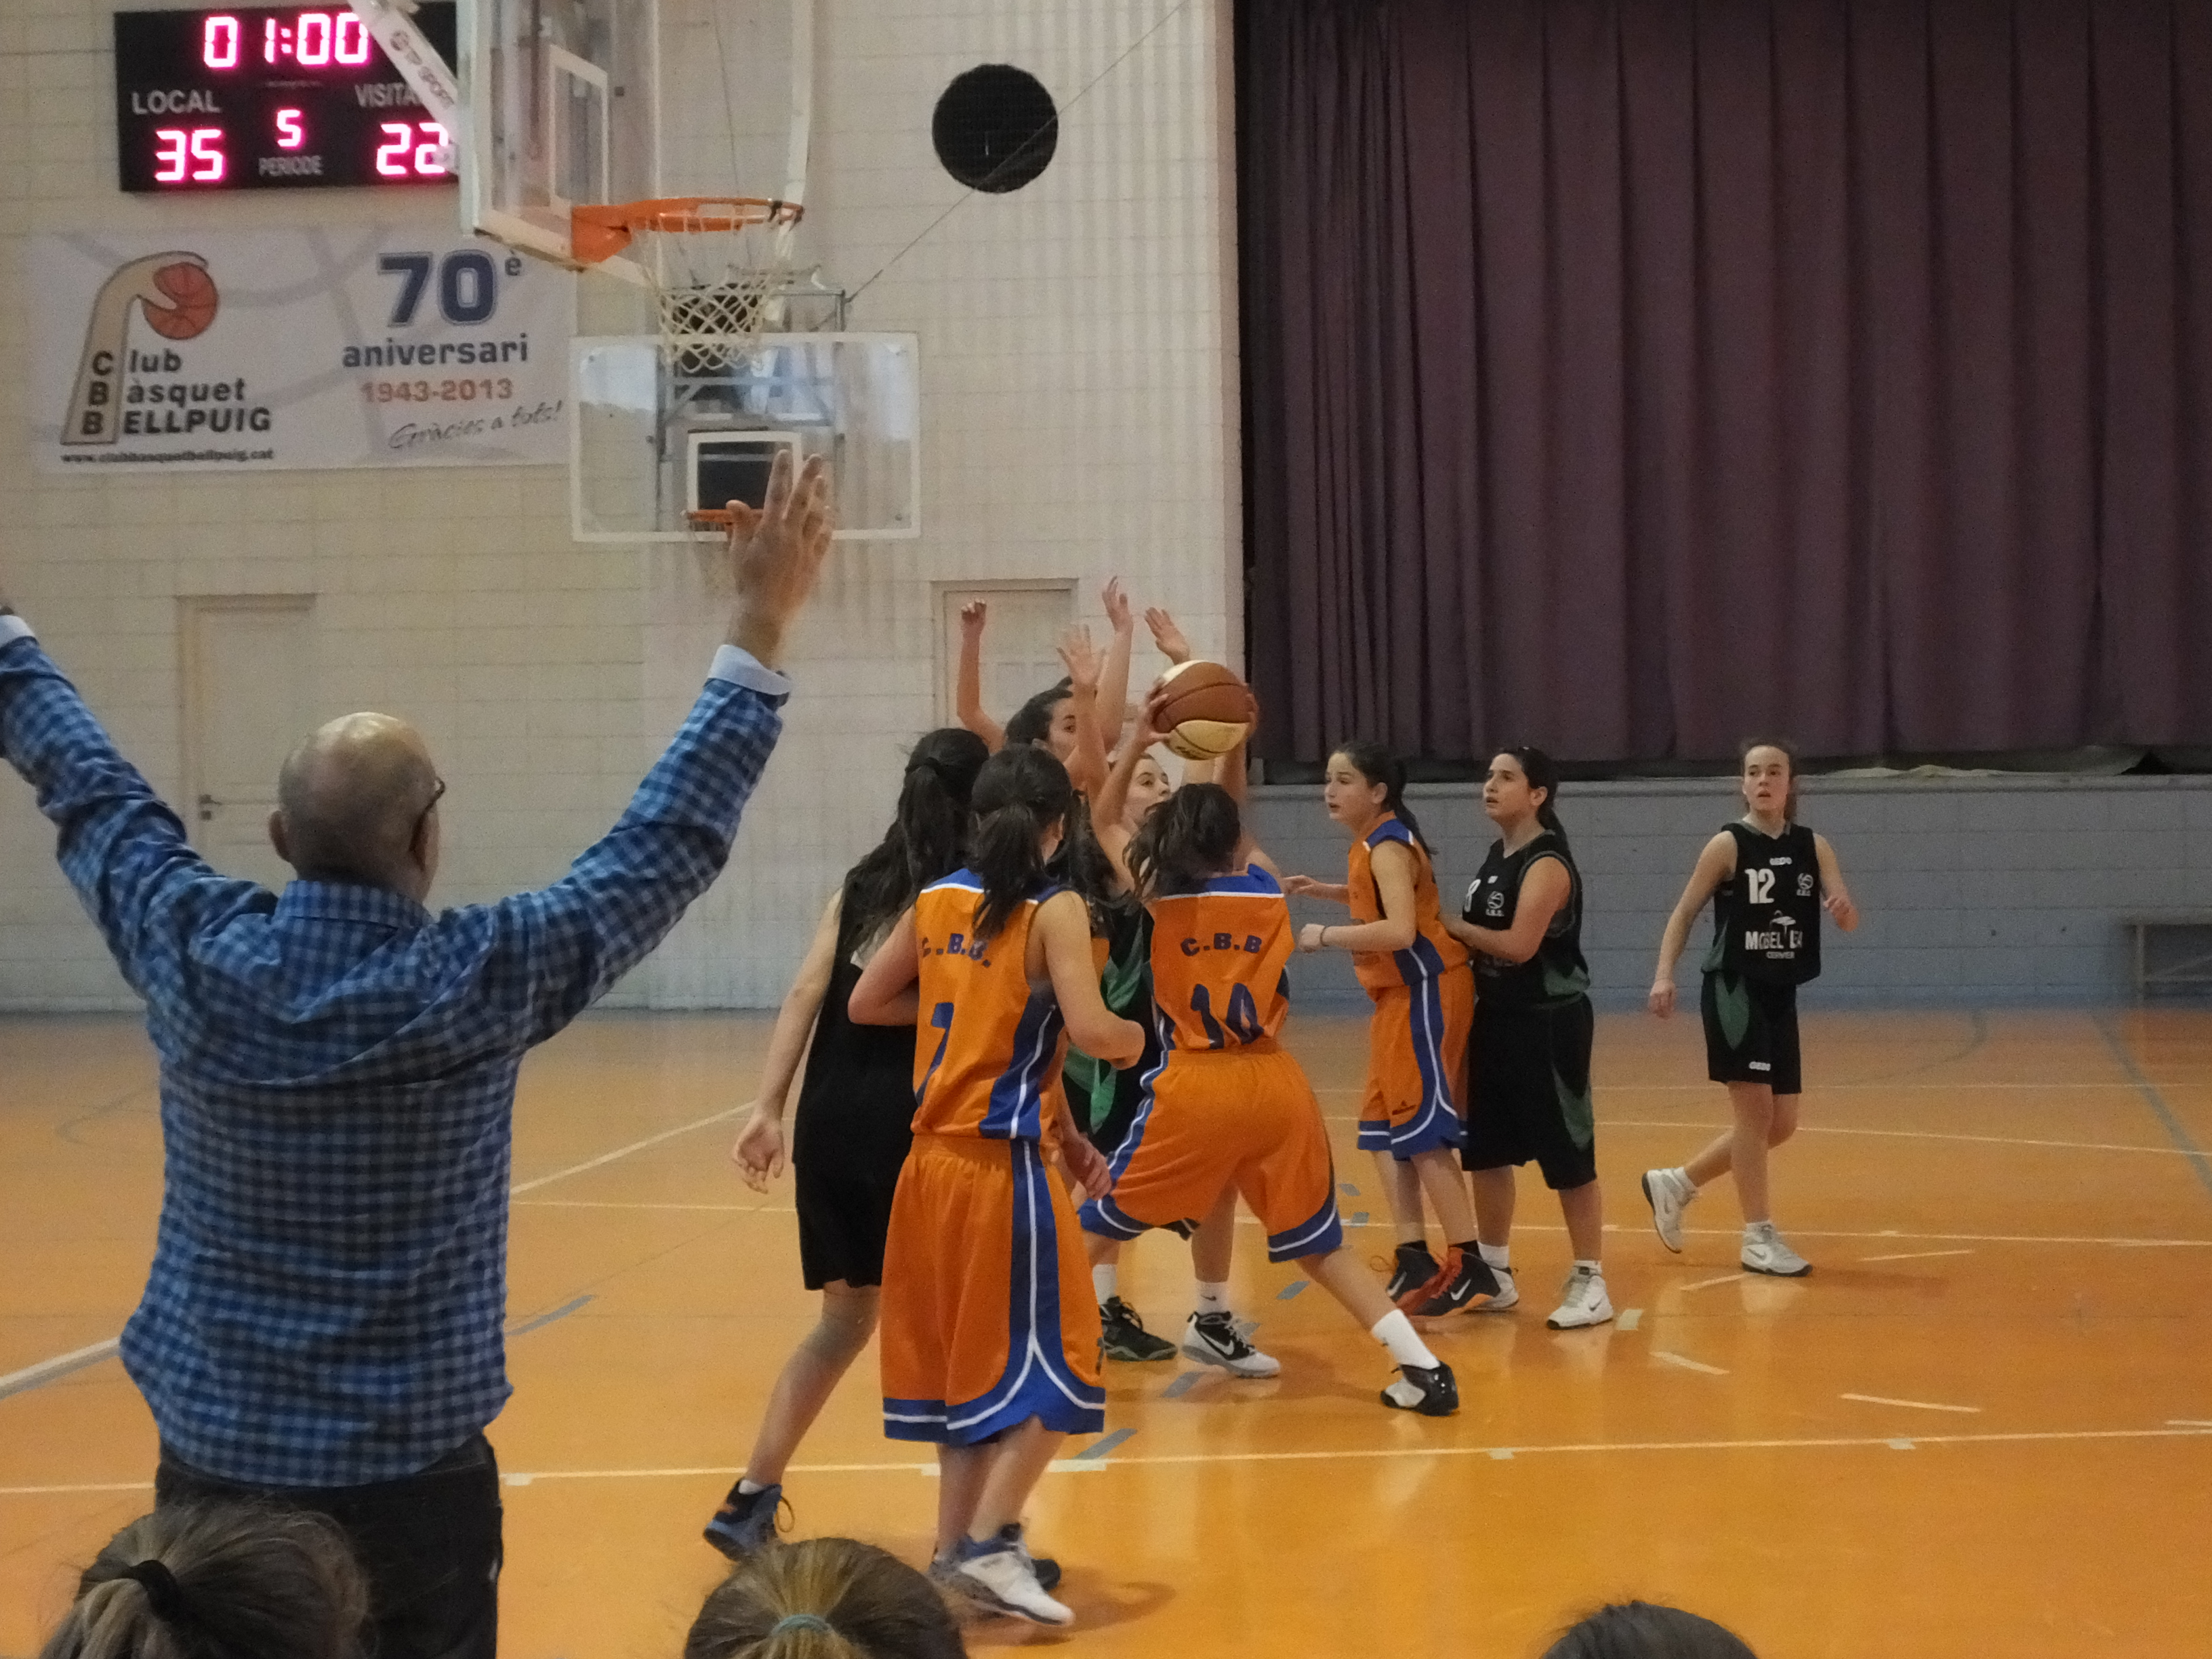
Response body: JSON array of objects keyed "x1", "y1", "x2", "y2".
[
  {"x1": 737, "y1": 1478, "x2": 766, "y2": 1496},
  {"x1": 1194, "y1": 1280, "x2": 1231, "y2": 1315},
  {"x1": 1676, "y1": 1166, "x2": 1698, "y2": 1193},
  {"x1": 1370, "y1": 1309, "x2": 1438, "y2": 1370},
  {"x1": 1092, "y1": 1265, "x2": 1118, "y2": 1303},
  {"x1": 1573, "y1": 1258, "x2": 1602, "y2": 1276},
  {"x1": 1477, "y1": 1242, "x2": 1511, "y2": 1272}
]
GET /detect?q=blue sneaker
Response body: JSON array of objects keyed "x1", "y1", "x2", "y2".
[{"x1": 702, "y1": 1481, "x2": 787, "y2": 1559}]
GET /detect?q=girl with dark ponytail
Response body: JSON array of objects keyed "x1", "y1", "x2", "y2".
[
  {"x1": 1284, "y1": 743, "x2": 1492, "y2": 1318},
  {"x1": 1441, "y1": 747, "x2": 1610, "y2": 1330},
  {"x1": 848, "y1": 744, "x2": 1144, "y2": 1628},
  {"x1": 1073, "y1": 695, "x2": 1463, "y2": 1414},
  {"x1": 704, "y1": 727, "x2": 990, "y2": 1560}
]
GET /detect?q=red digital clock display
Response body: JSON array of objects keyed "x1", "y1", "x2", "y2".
[{"x1": 114, "y1": 5, "x2": 457, "y2": 192}]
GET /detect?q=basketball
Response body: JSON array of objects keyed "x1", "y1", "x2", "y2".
[
  {"x1": 143, "y1": 261, "x2": 218, "y2": 340},
  {"x1": 1155, "y1": 659, "x2": 1256, "y2": 760}
]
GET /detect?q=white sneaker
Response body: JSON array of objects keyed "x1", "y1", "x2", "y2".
[
  {"x1": 1181, "y1": 1311, "x2": 1281, "y2": 1377},
  {"x1": 1741, "y1": 1221, "x2": 1810, "y2": 1277},
  {"x1": 941, "y1": 1536, "x2": 1073, "y2": 1626},
  {"x1": 1474, "y1": 1263, "x2": 1518, "y2": 1312},
  {"x1": 1546, "y1": 1265, "x2": 1614, "y2": 1329},
  {"x1": 1641, "y1": 1167, "x2": 1696, "y2": 1252}
]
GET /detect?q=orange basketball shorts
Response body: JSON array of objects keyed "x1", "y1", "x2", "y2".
[
  {"x1": 1357, "y1": 968, "x2": 1471, "y2": 1159},
  {"x1": 1079, "y1": 1043, "x2": 1344, "y2": 1262},
  {"x1": 879, "y1": 1134, "x2": 1105, "y2": 1445}
]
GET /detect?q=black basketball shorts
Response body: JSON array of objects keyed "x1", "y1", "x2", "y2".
[
  {"x1": 1462, "y1": 995, "x2": 1598, "y2": 1191},
  {"x1": 1700, "y1": 970, "x2": 1803, "y2": 1096}
]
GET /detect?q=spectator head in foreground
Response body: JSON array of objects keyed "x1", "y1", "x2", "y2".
[
  {"x1": 1544, "y1": 1601, "x2": 1760, "y2": 1659},
  {"x1": 686, "y1": 1538, "x2": 965, "y2": 1659},
  {"x1": 39, "y1": 1503, "x2": 367, "y2": 1659}
]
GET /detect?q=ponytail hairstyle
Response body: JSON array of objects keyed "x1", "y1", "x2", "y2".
[
  {"x1": 1738, "y1": 737, "x2": 1801, "y2": 823},
  {"x1": 1330, "y1": 739, "x2": 1432, "y2": 856},
  {"x1": 1496, "y1": 745, "x2": 1569, "y2": 851},
  {"x1": 837, "y1": 729, "x2": 990, "y2": 962},
  {"x1": 685, "y1": 1536, "x2": 964, "y2": 1659},
  {"x1": 1003, "y1": 678, "x2": 1075, "y2": 750},
  {"x1": 1126, "y1": 783, "x2": 1243, "y2": 899},
  {"x1": 41, "y1": 1503, "x2": 369, "y2": 1659},
  {"x1": 968, "y1": 745, "x2": 1076, "y2": 942}
]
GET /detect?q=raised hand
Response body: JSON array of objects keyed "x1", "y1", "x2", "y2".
[
  {"x1": 1145, "y1": 607, "x2": 1192, "y2": 665},
  {"x1": 960, "y1": 598, "x2": 989, "y2": 640},
  {"x1": 1057, "y1": 623, "x2": 1104, "y2": 693},
  {"x1": 1101, "y1": 577, "x2": 1133, "y2": 634},
  {"x1": 725, "y1": 450, "x2": 835, "y2": 668}
]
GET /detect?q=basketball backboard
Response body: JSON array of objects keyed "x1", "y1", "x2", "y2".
[{"x1": 573, "y1": 332, "x2": 920, "y2": 541}]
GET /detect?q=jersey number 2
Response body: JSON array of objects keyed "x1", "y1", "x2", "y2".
[{"x1": 1190, "y1": 983, "x2": 1264, "y2": 1048}]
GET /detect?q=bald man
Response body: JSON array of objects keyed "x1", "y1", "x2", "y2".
[{"x1": 0, "y1": 455, "x2": 834, "y2": 1659}]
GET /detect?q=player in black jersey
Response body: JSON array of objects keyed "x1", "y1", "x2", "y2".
[
  {"x1": 703, "y1": 729, "x2": 994, "y2": 1560},
  {"x1": 1441, "y1": 748, "x2": 1611, "y2": 1328},
  {"x1": 1643, "y1": 741, "x2": 1858, "y2": 1276}
]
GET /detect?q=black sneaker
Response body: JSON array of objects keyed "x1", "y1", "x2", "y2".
[
  {"x1": 1413, "y1": 1248, "x2": 1502, "y2": 1317},
  {"x1": 1383, "y1": 1242, "x2": 1442, "y2": 1301},
  {"x1": 1099, "y1": 1297, "x2": 1178, "y2": 1362},
  {"x1": 702, "y1": 1480, "x2": 787, "y2": 1559},
  {"x1": 1380, "y1": 1361, "x2": 1460, "y2": 1416}
]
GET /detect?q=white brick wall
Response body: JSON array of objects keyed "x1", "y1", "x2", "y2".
[{"x1": 0, "y1": 0, "x2": 1240, "y2": 1010}]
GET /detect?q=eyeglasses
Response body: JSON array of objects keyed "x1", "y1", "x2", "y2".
[{"x1": 413, "y1": 778, "x2": 446, "y2": 844}]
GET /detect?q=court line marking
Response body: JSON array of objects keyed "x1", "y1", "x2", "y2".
[
  {"x1": 1616, "y1": 1309, "x2": 1643, "y2": 1331},
  {"x1": 1162, "y1": 1371, "x2": 1203, "y2": 1399},
  {"x1": 1316, "y1": 1107, "x2": 2212, "y2": 1158},
  {"x1": 2092, "y1": 1015, "x2": 2212, "y2": 1204},
  {"x1": 1858, "y1": 1249, "x2": 1975, "y2": 1264},
  {"x1": 510, "y1": 1106, "x2": 746, "y2": 1197},
  {"x1": 2169, "y1": 1419, "x2": 2212, "y2": 1428},
  {"x1": 0, "y1": 1110, "x2": 754, "y2": 1399},
  {"x1": 504, "y1": 1203, "x2": 2212, "y2": 1251},
  {"x1": 506, "y1": 1294, "x2": 594, "y2": 1338},
  {"x1": 1841, "y1": 1393, "x2": 1982, "y2": 1414},
  {"x1": 1275, "y1": 1280, "x2": 1307, "y2": 1300},
  {"x1": 25, "y1": 1422, "x2": 2212, "y2": 1498},
  {"x1": 1652, "y1": 1351, "x2": 1729, "y2": 1376},
  {"x1": 1076, "y1": 1427, "x2": 1137, "y2": 1460},
  {"x1": 425, "y1": 1424, "x2": 2212, "y2": 1488},
  {"x1": 0, "y1": 1339, "x2": 121, "y2": 1401},
  {"x1": 1887, "y1": 1439, "x2": 1916, "y2": 1451},
  {"x1": 1671, "y1": 1274, "x2": 1744, "y2": 1295}
]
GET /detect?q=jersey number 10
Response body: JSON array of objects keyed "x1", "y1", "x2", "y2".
[{"x1": 1189, "y1": 984, "x2": 1264, "y2": 1048}]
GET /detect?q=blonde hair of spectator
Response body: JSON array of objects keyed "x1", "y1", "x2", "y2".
[
  {"x1": 39, "y1": 1503, "x2": 369, "y2": 1659},
  {"x1": 685, "y1": 1538, "x2": 966, "y2": 1659}
]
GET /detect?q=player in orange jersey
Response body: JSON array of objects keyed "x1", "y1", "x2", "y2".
[
  {"x1": 1076, "y1": 702, "x2": 1461, "y2": 1411},
  {"x1": 1285, "y1": 741, "x2": 1496, "y2": 1317},
  {"x1": 849, "y1": 745, "x2": 1145, "y2": 1629}
]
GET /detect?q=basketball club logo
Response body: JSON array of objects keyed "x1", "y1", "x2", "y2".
[{"x1": 62, "y1": 253, "x2": 220, "y2": 446}]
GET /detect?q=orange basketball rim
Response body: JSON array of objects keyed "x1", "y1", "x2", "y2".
[{"x1": 569, "y1": 197, "x2": 805, "y2": 267}]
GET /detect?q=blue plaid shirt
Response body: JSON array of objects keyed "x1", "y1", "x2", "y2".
[{"x1": 0, "y1": 616, "x2": 787, "y2": 1486}]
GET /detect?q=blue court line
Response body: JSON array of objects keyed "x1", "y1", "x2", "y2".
[
  {"x1": 1351, "y1": 1211, "x2": 1370, "y2": 1225},
  {"x1": 1340, "y1": 1183, "x2": 1361, "y2": 1197},
  {"x1": 1076, "y1": 1427, "x2": 1137, "y2": 1460},
  {"x1": 2093, "y1": 1016, "x2": 2212, "y2": 1204},
  {"x1": 1162, "y1": 1370, "x2": 1204, "y2": 1399},
  {"x1": 506, "y1": 1294, "x2": 594, "y2": 1337},
  {"x1": 1275, "y1": 1280, "x2": 1308, "y2": 1300},
  {"x1": 0, "y1": 1338, "x2": 121, "y2": 1402}
]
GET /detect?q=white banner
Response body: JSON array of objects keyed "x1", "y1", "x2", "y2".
[{"x1": 30, "y1": 228, "x2": 571, "y2": 472}]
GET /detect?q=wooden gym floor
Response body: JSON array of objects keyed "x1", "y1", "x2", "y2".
[{"x1": 3, "y1": 1006, "x2": 2211, "y2": 1658}]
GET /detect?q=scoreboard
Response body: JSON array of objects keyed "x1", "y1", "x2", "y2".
[{"x1": 113, "y1": 5, "x2": 459, "y2": 192}]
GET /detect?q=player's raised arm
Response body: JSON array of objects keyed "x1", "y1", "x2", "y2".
[{"x1": 955, "y1": 599, "x2": 1006, "y2": 752}]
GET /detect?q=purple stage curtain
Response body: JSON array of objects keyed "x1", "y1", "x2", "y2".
[{"x1": 1239, "y1": 0, "x2": 2212, "y2": 763}]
